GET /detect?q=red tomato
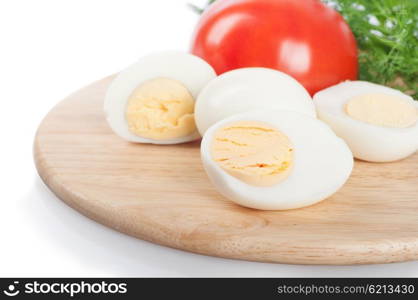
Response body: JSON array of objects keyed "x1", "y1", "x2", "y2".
[{"x1": 191, "y1": 0, "x2": 358, "y2": 95}]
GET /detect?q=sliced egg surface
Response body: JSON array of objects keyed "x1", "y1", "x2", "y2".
[
  {"x1": 314, "y1": 81, "x2": 418, "y2": 162},
  {"x1": 201, "y1": 110, "x2": 353, "y2": 210},
  {"x1": 104, "y1": 51, "x2": 216, "y2": 144},
  {"x1": 195, "y1": 68, "x2": 316, "y2": 135}
]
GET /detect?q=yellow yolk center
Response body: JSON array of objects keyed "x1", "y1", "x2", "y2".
[
  {"x1": 125, "y1": 78, "x2": 196, "y2": 140},
  {"x1": 345, "y1": 93, "x2": 418, "y2": 128},
  {"x1": 211, "y1": 121, "x2": 294, "y2": 187}
]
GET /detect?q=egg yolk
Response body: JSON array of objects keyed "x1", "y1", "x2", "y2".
[
  {"x1": 211, "y1": 121, "x2": 294, "y2": 187},
  {"x1": 125, "y1": 78, "x2": 196, "y2": 140},
  {"x1": 345, "y1": 93, "x2": 418, "y2": 128}
]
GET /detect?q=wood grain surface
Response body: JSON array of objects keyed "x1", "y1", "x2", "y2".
[{"x1": 34, "y1": 75, "x2": 418, "y2": 265}]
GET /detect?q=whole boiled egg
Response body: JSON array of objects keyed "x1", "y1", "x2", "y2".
[
  {"x1": 104, "y1": 51, "x2": 216, "y2": 144},
  {"x1": 201, "y1": 110, "x2": 353, "y2": 210},
  {"x1": 195, "y1": 68, "x2": 316, "y2": 135},
  {"x1": 314, "y1": 81, "x2": 418, "y2": 162}
]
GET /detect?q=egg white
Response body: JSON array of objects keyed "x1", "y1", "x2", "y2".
[
  {"x1": 104, "y1": 51, "x2": 216, "y2": 144},
  {"x1": 201, "y1": 110, "x2": 353, "y2": 210},
  {"x1": 314, "y1": 81, "x2": 418, "y2": 162},
  {"x1": 195, "y1": 68, "x2": 316, "y2": 135}
]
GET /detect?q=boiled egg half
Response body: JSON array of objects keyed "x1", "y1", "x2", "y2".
[
  {"x1": 201, "y1": 110, "x2": 353, "y2": 210},
  {"x1": 195, "y1": 68, "x2": 316, "y2": 135},
  {"x1": 104, "y1": 51, "x2": 216, "y2": 144},
  {"x1": 314, "y1": 81, "x2": 418, "y2": 162}
]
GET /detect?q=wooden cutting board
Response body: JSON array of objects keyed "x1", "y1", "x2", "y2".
[{"x1": 34, "y1": 75, "x2": 418, "y2": 265}]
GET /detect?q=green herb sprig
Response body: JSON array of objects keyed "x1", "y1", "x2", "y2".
[
  {"x1": 193, "y1": 0, "x2": 418, "y2": 97},
  {"x1": 189, "y1": 0, "x2": 216, "y2": 13}
]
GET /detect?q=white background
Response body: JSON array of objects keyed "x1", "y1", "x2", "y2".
[{"x1": 0, "y1": 0, "x2": 417, "y2": 277}]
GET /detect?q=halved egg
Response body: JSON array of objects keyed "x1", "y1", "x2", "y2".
[
  {"x1": 104, "y1": 51, "x2": 216, "y2": 144},
  {"x1": 314, "y1": 81, "x2": 418, "y2": 162},
  {"x1": 201, "y1": 110, "x2": 353, "y2": 210},
  {"x1": 195, "y1": 68, "x2": 316, "y2": 135}
]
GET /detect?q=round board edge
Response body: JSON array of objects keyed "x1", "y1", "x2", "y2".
[{"x1": 33, "y1": 75, "x2": 418, "y2": 265}]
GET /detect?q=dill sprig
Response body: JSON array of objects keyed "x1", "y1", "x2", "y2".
[
  {"x1": 193, "y1": 0, "x2": 418, "y2": 97},
  {"x1": 324, "y1": 0, "x2": 418, "y2": 97},
  {"x1": 189, "y1": 0, "x2": 216, "y2": 13}
]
